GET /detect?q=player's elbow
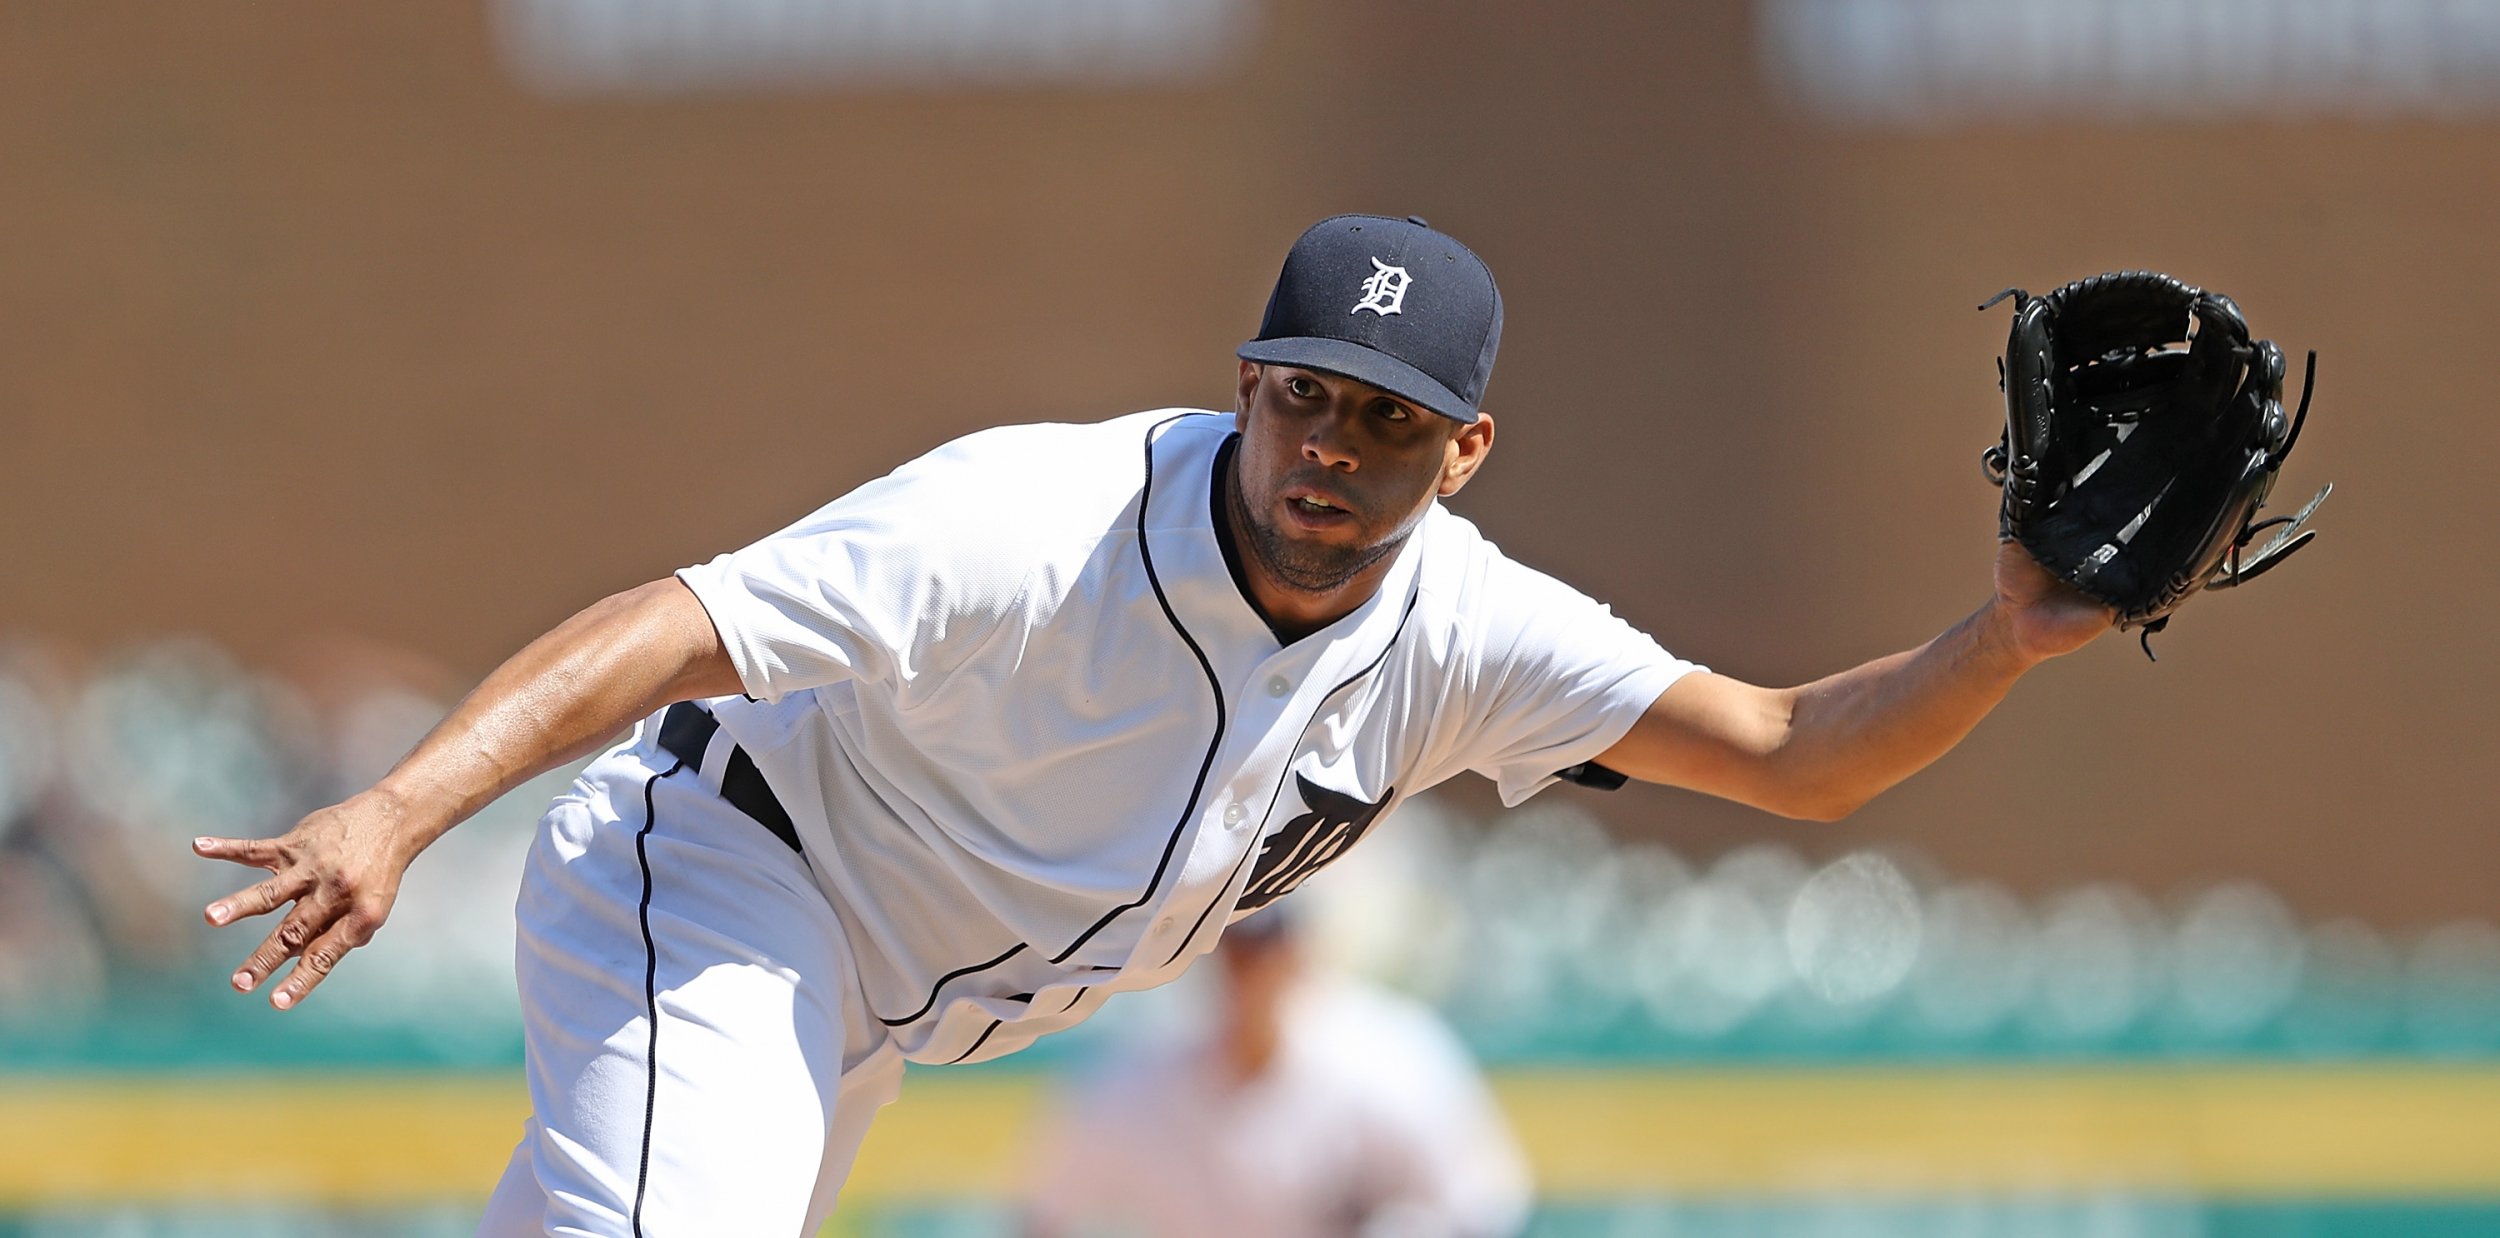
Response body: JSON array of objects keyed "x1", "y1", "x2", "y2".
[
  {"x1": 1802, "y1": 794, "x2": 1872, "y2": 823},
  {"x1": 1751, "y1": 751, "x2": 1879, "y2": 821},
  {"x1": 1764, "y1": 787, "x2": 1868, "y2": 823},
  {"x1": 1751, "y1": 715, "x2": 1875, "y2": 821},
  {"x1": 1685, "y1": 765, "x2": 1860, "y2": 821}
]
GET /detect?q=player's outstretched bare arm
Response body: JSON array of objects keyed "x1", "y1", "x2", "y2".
[
  {"x1": 194, "y1": 578, "x2": 743, "y2": 1010},
  {"x1": 1597, "y1": 541, "x2": 2110, "y2": 821}
]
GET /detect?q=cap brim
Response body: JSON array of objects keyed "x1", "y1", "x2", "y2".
[{"x1": 1237, "y1": 336, "x2": 1480, "y2": 423}]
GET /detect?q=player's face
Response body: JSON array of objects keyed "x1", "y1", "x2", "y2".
[
  {"x1": 1231, "y1": 362, "x2": 1494, "y2": 596},
  {"x1": 1216, "y1": 930, "x2": 1302, "y2": 1021}
]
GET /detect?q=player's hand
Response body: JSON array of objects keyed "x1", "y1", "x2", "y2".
[
  {"x1": 194, "y1": 790, "x2": 426, "y2": 1010},
  {"x1": 1990, "y1": 539, "x2": 2114, "y2": 664}
]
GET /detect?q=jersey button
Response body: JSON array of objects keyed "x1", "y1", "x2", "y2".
[
  {"x1": 1222, "y1": 803, "x2": 1245, "y2": 826},
  {"x1": 1265, "y1": 675, "x2": 1290, "y2": 697}
]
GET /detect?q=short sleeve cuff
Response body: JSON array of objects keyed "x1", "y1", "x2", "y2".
[
  {"x1": 1491, "y1": 658, "x2": 1704, "y2": 807},
  {"x1": 673, "y1": 559, "x2": 784, "y2": 703}
]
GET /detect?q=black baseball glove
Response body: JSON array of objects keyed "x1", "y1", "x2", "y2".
[{"x1": 1981, "y1": 271, "x2": 2330, "y2": 658}]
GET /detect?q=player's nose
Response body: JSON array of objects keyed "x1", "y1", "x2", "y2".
[{"x1": 1301, "y1": 406, "x2": 1360, "y2": 470}]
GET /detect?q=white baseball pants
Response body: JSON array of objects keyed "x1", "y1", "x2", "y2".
[{"x1": 475, "y1": 720, "x2": 904, "y2": 1237}]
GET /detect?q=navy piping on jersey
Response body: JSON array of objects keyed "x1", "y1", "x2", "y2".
[
  {"x1": 873, "y1": 412, "x2": 1232, "y2": 1031},
  {"x1": 940, "y1": 985, "x2": 1095, "y2": 1070},
  {"x1": 944, "y1": 1016, "x2": 1007, "y2": 1065},
  {"x1": 1159, "y1": 582, "x2": 1421, "y2": 968},
  {"x1": 631, "y1": 755, "x2": 688, "y2": 1238}
]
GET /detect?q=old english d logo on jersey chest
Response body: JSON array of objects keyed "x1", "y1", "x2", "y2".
[{"x1": 1238, "y1": 774, "x2": 1393, "y2": 912}]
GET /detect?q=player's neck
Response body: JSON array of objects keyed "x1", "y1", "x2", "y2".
[
  {"x1": 1245, "y1": 569, "x2": 1383, "y2": 646},
  {"x1": 1218, "y1": 1013, "x2": 1284, "y2": 1084}
]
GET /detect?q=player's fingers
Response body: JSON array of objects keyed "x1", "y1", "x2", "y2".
[
  {"x1": 203, "y1": 869, "x2": 313, "y2": 927},
  {"x1": 269, "y1": 902, "x2": 386, "y2": 1011},
  {"x1": 229, "y1": 895, "x2": 340, "y2": 995},
  {"x1": 193, "y1": 835, "x2": 287, "y2": 870}
]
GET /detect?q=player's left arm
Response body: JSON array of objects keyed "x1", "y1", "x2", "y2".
[{"x1": 1595, "y1": 542, "x2": 2109, "y2": 821}]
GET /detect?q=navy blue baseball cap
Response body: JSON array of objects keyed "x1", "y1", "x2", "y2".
[{"x1": 1238, "y1": 214, "x2": 1504, "y2": 424}]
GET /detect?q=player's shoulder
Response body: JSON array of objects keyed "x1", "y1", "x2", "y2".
[
  {"x1": 1301, "y1": 974, "x2": 1450, "y2": 1041},
  {"x1": 1291, "y1": 975, "x2": 1484, "y2": 1090},
  {"x1": 1409, "y1": 507, "x2": 1616, "y2": 636},
  {"x1": 903, "y1": 408, "x2": 1216, "y2": 487},
  {"x1": 858, "y1": 408, "x2": 1225, "y2": 544}
]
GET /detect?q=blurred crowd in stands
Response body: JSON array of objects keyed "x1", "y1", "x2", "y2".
[
  {"x1": 0, "y1": 636, "x2": 546, "y2": 1050},
  {"x1": 2, "y1": 634, "x2": 2495, "y2": 1063}
]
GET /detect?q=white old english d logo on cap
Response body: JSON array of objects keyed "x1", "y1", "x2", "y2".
[{"x1": 1351, "y1": 257, "x2": 1410, "y2": 316}]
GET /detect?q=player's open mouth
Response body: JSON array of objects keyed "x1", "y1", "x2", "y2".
[
  {"x1": 1283, "y1": 490, "x2": 1356, "y2": 529},
  {"x1": 1280, "y1": 495, "x2": 1360, "y2": 532}
]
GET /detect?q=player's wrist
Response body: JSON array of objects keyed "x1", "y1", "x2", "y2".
[
  {"x1": 354, "y1": 780, "x2": 462, "y2": 855},
  {"x1": 1970, "y1": 596, "x2": 2055, "y2": 676}
]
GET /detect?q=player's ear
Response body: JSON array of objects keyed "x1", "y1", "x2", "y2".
[
  {"x1": 1235, "y1": 361, "x2": 1261, "y2": 418},
  {"x1": 1436, "y1": 412, "x2": 1494, "y2": 498}
]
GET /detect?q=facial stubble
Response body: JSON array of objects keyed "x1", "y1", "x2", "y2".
[{"x1": 1227, "y1": 458, "x2": 1415, "y2": 596}]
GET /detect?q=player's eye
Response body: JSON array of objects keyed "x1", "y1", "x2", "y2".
[
  {"x1": 1373, "y1": 399, "x2": 1411, "y2": 423},
  {"x1": 1284, "y1": 376, "x2": 1320, "y2": 400}
]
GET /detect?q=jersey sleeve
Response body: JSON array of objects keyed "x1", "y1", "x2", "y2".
[
  {"x1": 674, "y1": 432, "x2": 1042, "y2": 703},
  {"x1": 1447, "y1": 549, "x2": 1701, "y2": 806}
]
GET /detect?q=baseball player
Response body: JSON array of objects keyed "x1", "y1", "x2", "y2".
[
  {"x1": 193, "y1": 215, "x2": 2112, "y2": 1235},
  {"x1": 1021, "y1": 908, "x2": 1533, "y2": 1238}
]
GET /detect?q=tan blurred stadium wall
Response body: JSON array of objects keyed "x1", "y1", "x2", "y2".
[{"x1": 4, "y1": 1, "x2": 2491, "y2": 926}]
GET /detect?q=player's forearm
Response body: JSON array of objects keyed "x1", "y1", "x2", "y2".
[
  {"x1": 368, "y1": 577, "x2": 741, "y2": 846},
  {"x1": 1766, "y1": 597, "x2": 2039, "y2": 819}
]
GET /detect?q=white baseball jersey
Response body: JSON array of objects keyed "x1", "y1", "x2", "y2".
[
  {"x1": 674, "y1": 409, "x2": 1697, "y2": 1068},
  {"x1": 1023, "y1": 974, "x2": 1534, "y2": 1238}
]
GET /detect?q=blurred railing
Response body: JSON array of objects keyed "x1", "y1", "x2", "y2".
[
  {"x1": 2, "y1": 635, "x2": 2496, "y2": 1069},
  {"x1": 4, "y1": 635, "x2": 2498, "y2": 1235},
  {"x1": 1357, "y1": 802, "x2": 2500, "y2": 1065}
]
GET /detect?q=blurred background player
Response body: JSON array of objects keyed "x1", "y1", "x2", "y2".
[{"x1": 1021, "y1": 907, "x2": 1530, "y2": 1238}]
